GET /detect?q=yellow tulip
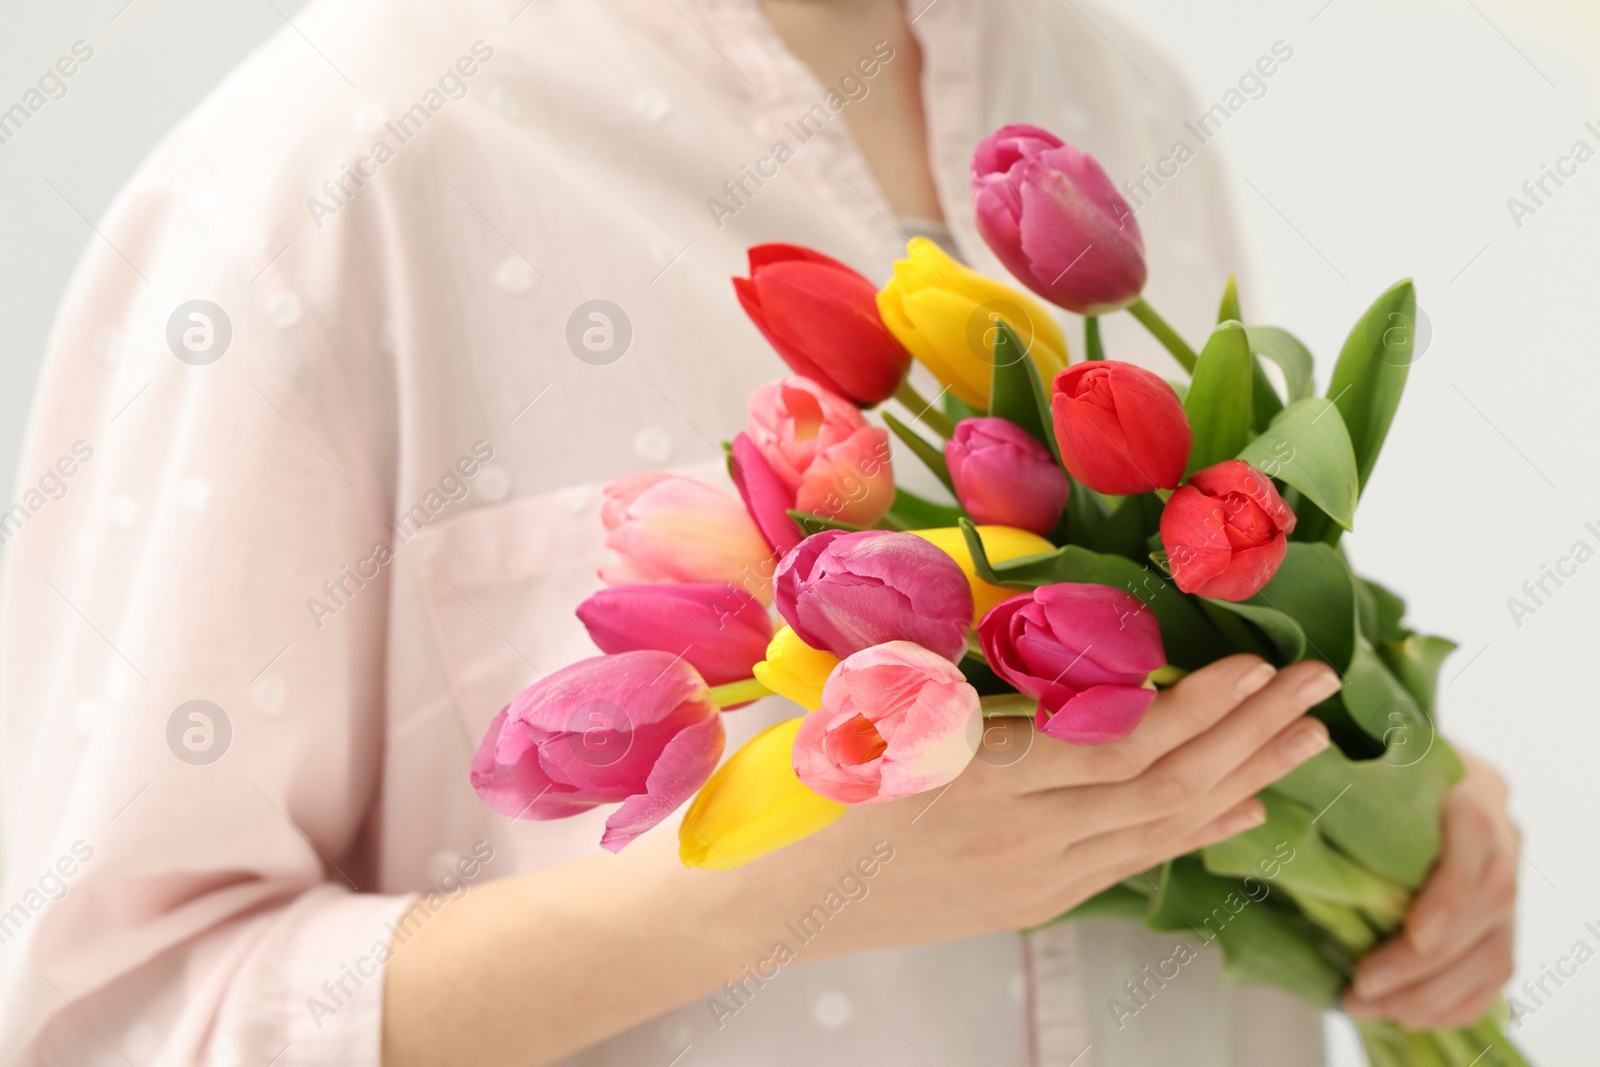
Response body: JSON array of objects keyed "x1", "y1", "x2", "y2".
[
  {"x1": 876, "y1": 237, "x2": 1069, "y2": 410},
  {"x1": 679, "y1": 717, "x2": 847, "y2": 869},
  {"x1": 911, "y1": 525, "x2": 1055, "y2": 622},
  {"x1": 751, "y1": 626, "x2": 839, "y2": 712}
]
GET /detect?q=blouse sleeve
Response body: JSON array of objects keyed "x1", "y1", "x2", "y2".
[{"x1": 0, "y1": 130, "x2": 416, "y2": 1067}]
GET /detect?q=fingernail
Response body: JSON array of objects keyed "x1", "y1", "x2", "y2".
[
  {"x1": 1236, "y1": 662, "x2": 1277, "y2": 697},
  {"x1": 1286, "y1": 722, "x2": 1330, "y2": 762},
  {"x1": 1344, "y1": 995, "x2": 1377, "y2": 1018},
  {"x1": 1298, "y1": 669, "x2": 1342, "y2": 705},
  {"x1": 1411, "y1": 911, "x2": 1446, "y2": 953},
  {"x1": 1226, "y1": 802, "x2": 1267, "y2": 834}
]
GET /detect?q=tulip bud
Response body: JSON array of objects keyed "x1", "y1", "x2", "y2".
[
  {"x1": 876, "y1": 237, "x2": 1068, "y2": 409},
  {"x1": 734, "y1": 244, "x2": 910, "y2": 406},
  {"x1": 470, "y1": 651, "x2": 724, "y2": 852},
  {"x1": 774, "y1": 530, "x2": 974, "y2": 663},
  {"x1": 746, "y1": 377, "x2": 894, "y2": 529},
  {"x1": 970, "y1": 124, "x2": 1147, "y2": 315},
  {"x1": 945, "y1": 417, "x2": 1070, "y2": 535},
  {"x1": 978, "y1": 584, "x2": 1165, "y2": 744},
  {"x1": 751, "y1": 625, "x2": 841, "y2": 712},
  {"x1": 1050, "y1": 361, "x2": 1192, "y2": 495},
  {"x1": 576, "y1": 583, "x2": 773, "y2": 688},
  {"x1": 1160, "y1": 459, "x2": 1298, "y2": 601},
  {"x1": 679, "y1": 716, "x2": 847, "y2": 869},
  {"x1": 909, "y1": 525, "x2": 1057, "y2": 623},
  {"x1": 730, "y1": 433, "x2": 804, "y2": 558},
  {"x1": 793, "y1": 641, "x2": 981, "y2": 804},
  {"x1": 600, "y1": 472, "x2": 775, "y2": 604}
]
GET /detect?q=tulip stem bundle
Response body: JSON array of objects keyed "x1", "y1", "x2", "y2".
[
  {"x1": 1126, "y1": 296, "x2": 1198, "y2": 372},
  {"x1": 470, "y1": 123, "x2": 1527, "y2": 1067},
  {"x1": 891, "y1": 378, "x2": 957, "y2": 438}
]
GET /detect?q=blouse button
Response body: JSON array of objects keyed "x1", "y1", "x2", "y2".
[
  {"x1": 494, "y1": 256, "x2": 536, "y2": 295},
  {"x1": 265, "y1": 292, "x2": 303, "y2": 329},
  {"x1": 812, "y1": 990, "x2": 853, "y2": 1028},
  {"x1": 476, "y1": 464, "x2": 512, "y2": 502},
  {"x1": 633, "y1": 425, "x2": 673, "y2": 464},
  {"x1": 633, "y1": 87, "x2": 671, "y2": 123}
]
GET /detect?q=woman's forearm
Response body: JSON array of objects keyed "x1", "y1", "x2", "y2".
[{"x1": 381, "y1": 833, "x2": 774, "y2": 1067}]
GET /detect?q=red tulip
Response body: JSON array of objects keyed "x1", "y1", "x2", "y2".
[
  {"x1": 1160, "y1": 459, "x2": 1298, "y2": 601},
  {"x1": 1050, "y1": 361, "x2": 1191, "y2": 495},
  {"x1": 970, "y1": 124, "x2": 1147, "y2": 315},
  {"x1": 978, "y1": 584, "x2": 1165, "y2": 744},
  {"x1": 733, "y1": 244, "x2": 910, "y2": 406}
]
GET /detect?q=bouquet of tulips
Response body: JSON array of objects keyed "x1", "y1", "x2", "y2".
[{"x1": 471, "y1": 126, "x2": 1526, "y2": 1066}]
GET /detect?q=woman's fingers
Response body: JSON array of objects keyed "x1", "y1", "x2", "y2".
[
  {"x1": 1050, "y1": 661, "x2": 1338, "y2": 835},
  {"x1": 1001, "y1": 655, "x2": 1279, "y2": 793},
  {"x1": 1345, "y1": 923, "x2": 1515, "y2": 1030}
]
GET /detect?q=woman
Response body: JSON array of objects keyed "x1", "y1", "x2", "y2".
[{"x1": 0, "y1": 0, "x2": 1518, "y2": 1063}]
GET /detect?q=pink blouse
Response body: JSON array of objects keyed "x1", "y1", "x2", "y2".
[{"x1": 0, "y1": 0, "x2": 1322, "y2": 1063}]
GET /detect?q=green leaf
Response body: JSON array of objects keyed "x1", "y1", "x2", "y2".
[
  {"x1": 1378, "y1": 634, "x2": 1457, "y2": 719},
  {"x1": 961, "y1": 523, "x2": 1232, "y2": 670},
  {"x1": 943, "y1": 392, "x2": 984, "y2": 424},
  {"x1": 786, "y1": 509, "x2": 865, "y2": 535},
  {"x1": 1088, "y1": 493, "x2": 1166, "y2": 560},
  {"x1": 988, "y1": 319, "x2": 1054, "y2": 454},
  {"x1": 1217, "y1": 275, "x2": 1242, "y2": 324},
  {"x1": 885, "y1": 486, "x2": 963, "y2": 530},
  {"x1": 1246, "y1": 326, "x2": 1316, "y2": 403},
  {"x1": 1184, "y1": 321, "x2": 1255, "y2": 474},
  {"x1": 1202, "y1": 600, "x2": 1306, "y2": 663},
  {"x1": 882, "y1": 411, "x2": 955, "y2": 495},
  {"x1": 1044, "y1": 882, "x2": 1150, "y2": 927},
  {"x1": 1328, "y1": 279, "x2": 1415, "y2": 490},
  {"x1": 1237, "y1": 398, "x2": 1360, "y2": 532},
  {"x1": 1202, "y1": 543, "x2": 1359, "y2": 671},
  {"x1": 1358, "y1": 578, "x2": 1409, "y2": 644}
]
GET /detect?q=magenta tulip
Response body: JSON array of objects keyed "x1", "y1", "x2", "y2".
[
  {"x1": 1160, "y1": 459, "x2": 1297, "y2": 601},
  {"x1": 470, "y1": 651, "x2": 725, "y2": 852},
  {"x1": 793, "y1": 641, "x2": 981, "y2": 803},
  {"x1": 576, "y1": 583, "x2": 774, "y2": 688},
  {"x1": 944, "y1": 417, "x2": 1070, "y2": 535},
  {"x1": 971, "y1": 124, "x2": 1147, "y2": 315},
  {"x1": 774, "y1": 529, "x2": 974, "y2": 663},
  {"x1": 978, "y1": 583, "x2": 1165, "y2": 744},
  {"x1": 600, "y1": 471, "x2": 774, "y2": 603}
]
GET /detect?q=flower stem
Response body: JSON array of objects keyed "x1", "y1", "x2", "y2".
[
  {"x1": 1127, "y1": 297, "x2": 1198, "y2": 374},
  {"x1": 1148, "y1": 665, "x2": 1188, "y2": 687},
  {"x1": 707, "y1": 678, "x2": 773, "y2": 708},
  {"x1": 980, "y1": 693, "x2": 1038, "y2": 718},
  {"x1": 892, "y1": 379, "x2": 958, "y2": 439},
  {"x1": 1084, "y1": 316, "x2": 1105, "y2": 361}
]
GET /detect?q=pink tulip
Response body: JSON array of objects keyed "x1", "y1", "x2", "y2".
[
  {"x1": 971, "y1": 124, "x2": 1147, "y2": 315},
  {"x1": 793, "y1": 641, "x2": 981, "y2": 803},
  {"x1": 944, "y1": 417, "x2": 1070, "y2": 535},
  {"x1": 746, "y1": 377, "x2": 895, "y2": 529},
  {"x1": 978, "y1": 584, "x2": 1165, "y2": 744},
  {"x1": 1160, "y1": 459, "x2": 1298, "y2": 601},
  {"x1": 729, "y1": 433, "x2": 804, "y2": 558},
  {"x1": 600, "y1": 471, "x2": 774, "y2": 603},
  {"x1": 470, "y1": 651, "x2": 725, "y2": 852},
  {"x1": 774, "y1": 529, "x2": 974, "y2": 663},
  {"x1": 576, "y1": 583, "x2": 774, "y2": 688}
]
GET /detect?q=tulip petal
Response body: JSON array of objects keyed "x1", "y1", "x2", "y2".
[
  {"x1": 600, "y1": 713, "x2": 726, "y2": 852},
  {"x1": 1036, "y1": 684, "x2": 1158, "y2": 745}
]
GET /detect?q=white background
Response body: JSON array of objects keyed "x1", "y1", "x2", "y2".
[{"x1": 1, "y1": 1, "x2": 1595, "y2": 1063}]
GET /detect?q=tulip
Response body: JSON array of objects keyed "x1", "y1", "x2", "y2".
[
  {"x1": 746, "y1": 377, "x2": 895, "y2": 528},
  {"x1": 600, "y1": 471, "x2": 775, "y2": 603},
  {"x1": 876, "y1": 237, "x2": 1069, "y2": 409},
  {"x1": 970, "y1": 124, "x2": 1147, "y2": 315},
  {"x1": 793, "y1": 641, "x2": 981, "y2": 804},
  {"x1": 774, "y1": 530, "x2": 974, "y2": 663},
  {"x1": 1160, "y1": 459, "x2": 1297, "y2": 601},
  {"x1": 751, "y1": 625, "x2": 841, "y2": 712},
  {"x1": 978, "y1": 584, "x2": 1165, "y2": 744},
  {"x1": 679, "y1": 717, "x2": 848, "y2": 869},
  {"x1": 945, "y1": 417, "x2": 1070, "y2": 535},
  {"x1": 730, "y1": 433, "x2": 804, "y2": 558},
  {"x1": 734, "y1": 244, "x2": 910, "y2": 406},
  {"x1": 909, "y1": 525, "x2": 1056, "y2": 622},
  {"x1": 1050, "y1": 361, "x2": 1191, "y2": 495},
  {"x1": 576, "y1": 583, "x2": 773, "y2": 688},
  {"x1": 470, "y1": 651, "x2": 724, "y2": 852}
]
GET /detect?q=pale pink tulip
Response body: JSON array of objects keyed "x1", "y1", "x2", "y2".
[
  {"x1": 792, "y1": 641, "x2": 981, "y2": 804},
  {"x1": 599, "y1": 471, "x2": 774, "y2": 603}
]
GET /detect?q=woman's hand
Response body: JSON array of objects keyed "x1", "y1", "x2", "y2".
[
  {"x1": 750, "y1": 654, "x2": 1339, "y2": 953},
  {"x1": 1345, "y1": 751, "x2": 1520, "y2": 1029}
]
